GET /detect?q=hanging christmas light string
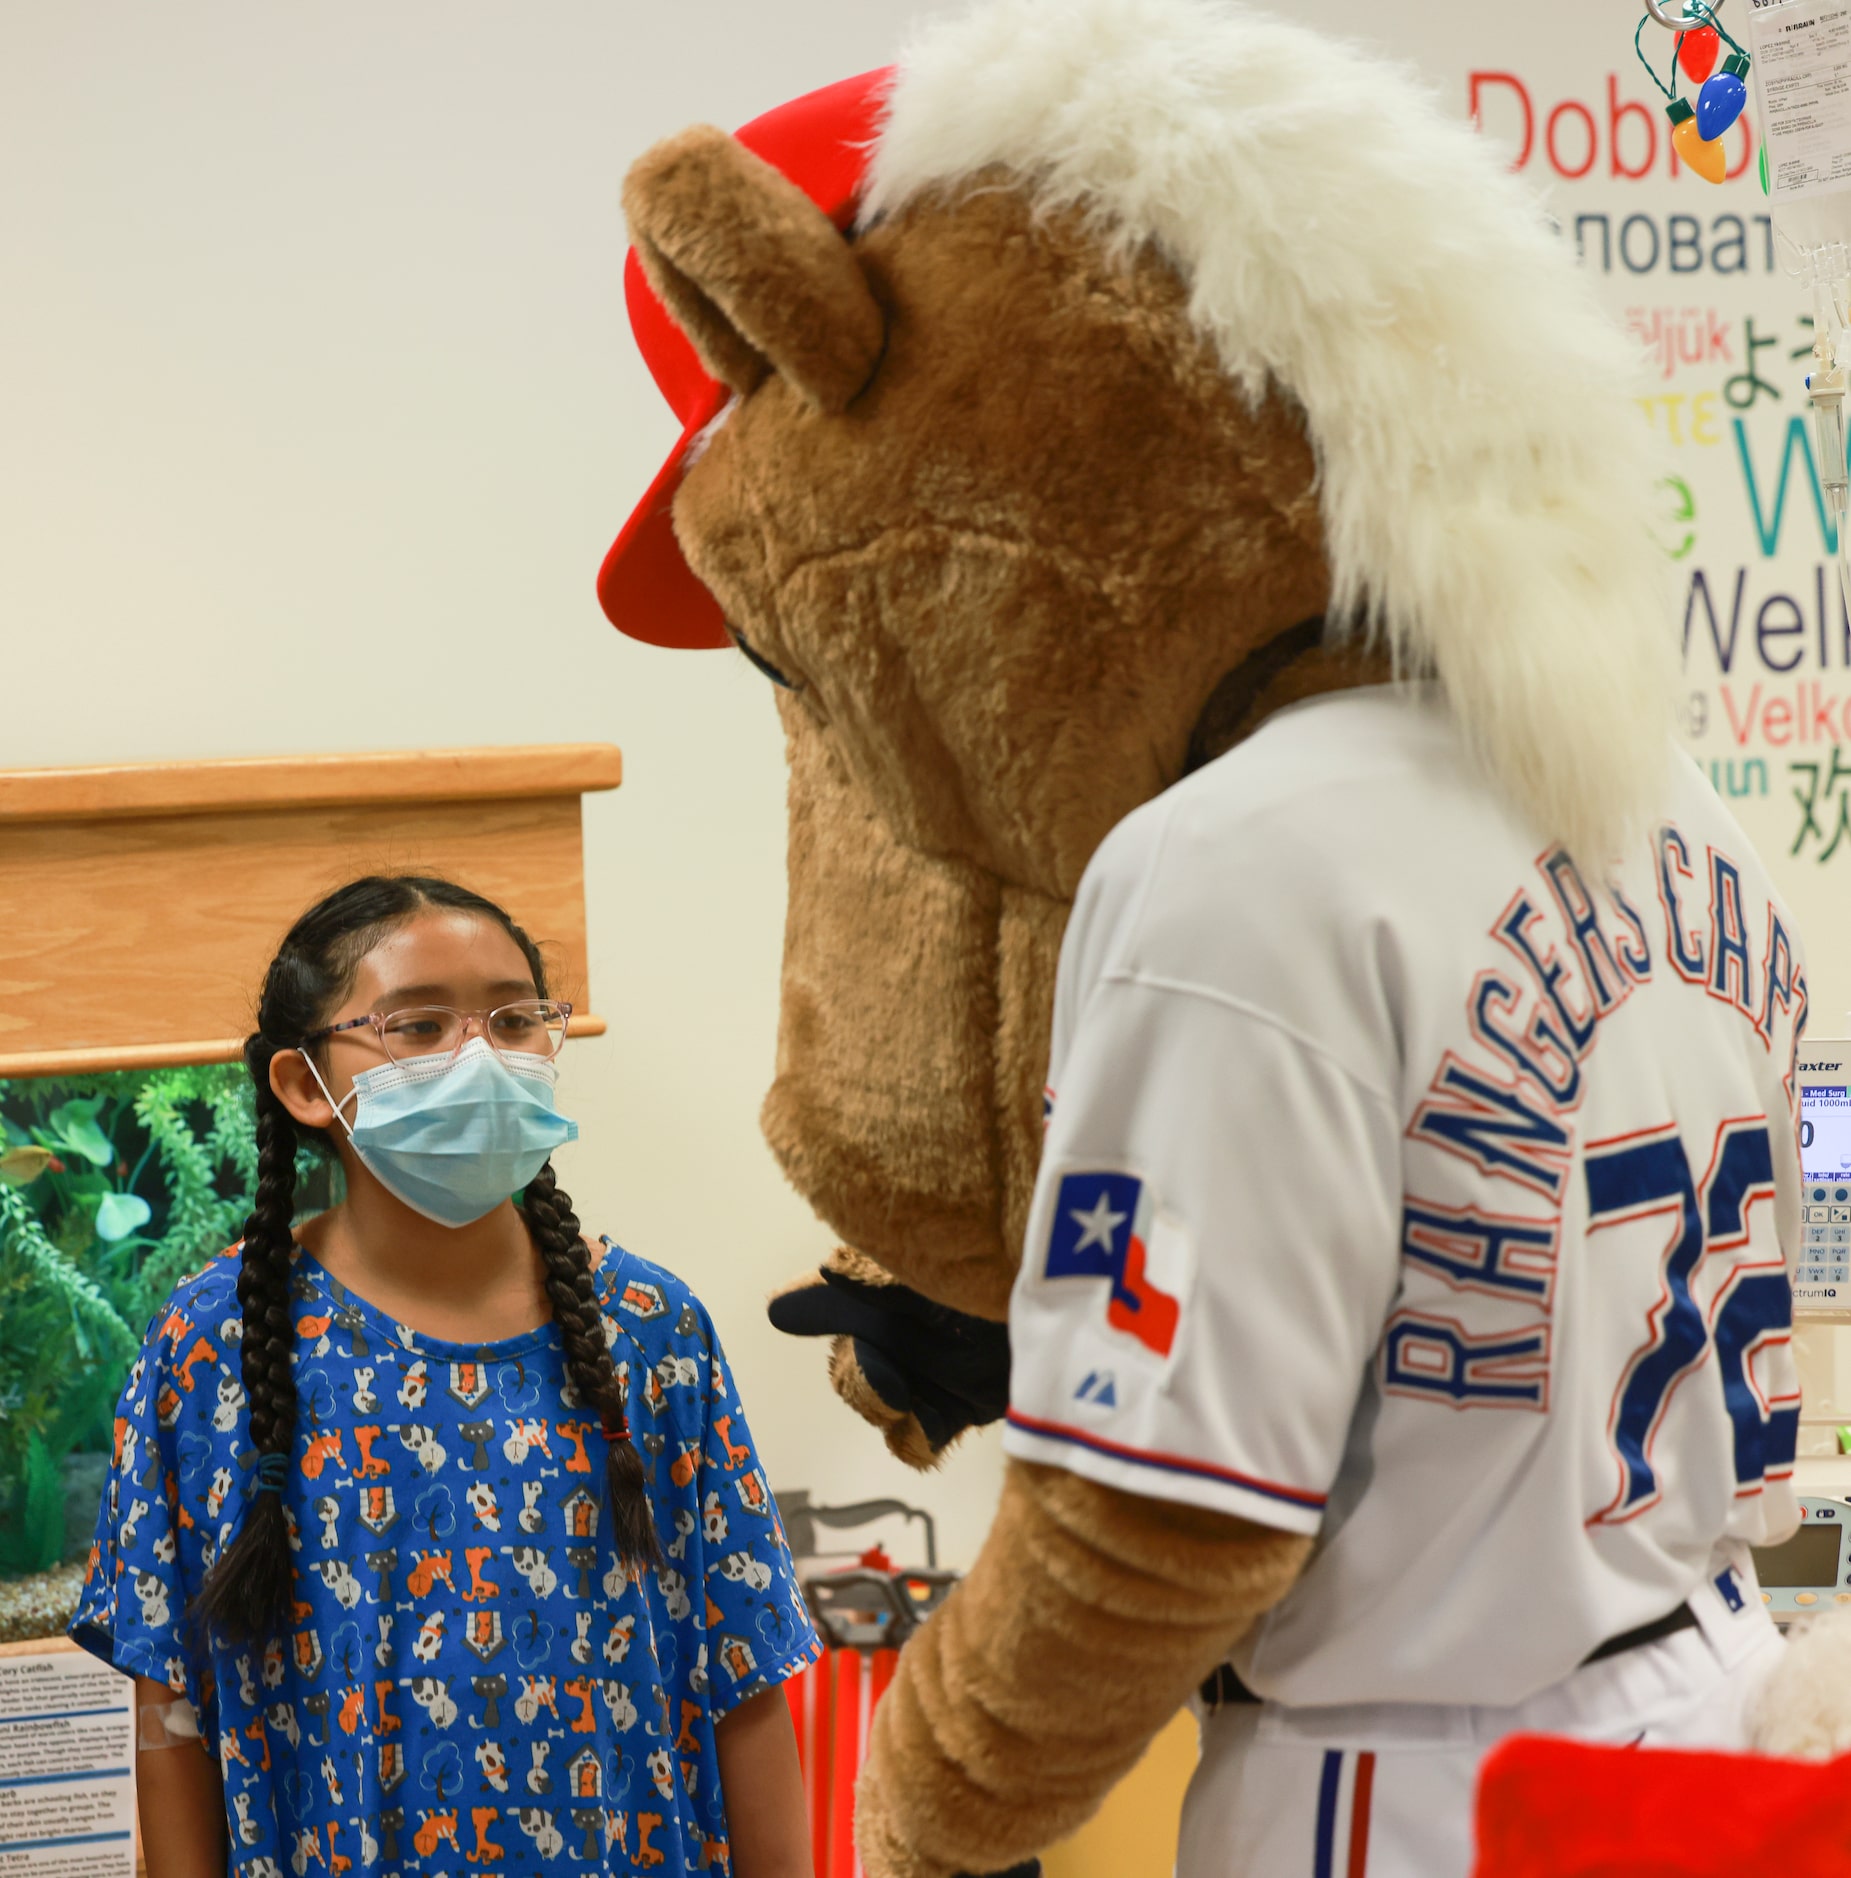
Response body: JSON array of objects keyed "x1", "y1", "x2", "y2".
[{"x1": 1633, "y1": 3, "x2": 1750, "y2": 186}]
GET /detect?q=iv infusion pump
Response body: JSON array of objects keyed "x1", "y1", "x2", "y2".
[
  {"x1": 1789, "y1": 1038, "x2": 1851, "y2": 1312},
  {"x1": 1749, "y1": 1041, "x2": 1851, "y2": 1617}
]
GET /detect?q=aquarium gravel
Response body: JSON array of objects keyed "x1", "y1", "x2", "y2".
[{"x1": 0, "y1": 1559, "x2": 87, "y2": 1644}]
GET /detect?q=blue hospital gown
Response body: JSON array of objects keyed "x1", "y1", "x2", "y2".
[{"x1": 72, "y1": 1237, "x2": 820, "y2": 1876}]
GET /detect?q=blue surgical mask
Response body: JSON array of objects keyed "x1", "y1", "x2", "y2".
[{"x1": 303, "y1": 1037, "x2": 579, "y2": 1228}]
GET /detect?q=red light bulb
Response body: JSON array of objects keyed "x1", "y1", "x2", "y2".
[{"x1": 1678, "y1": 24, "x2": 1721, "y2": 84}]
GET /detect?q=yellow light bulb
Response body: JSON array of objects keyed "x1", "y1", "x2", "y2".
[{"x1": 1671, "y1": 111, "x2": 1727, "y2": 185}]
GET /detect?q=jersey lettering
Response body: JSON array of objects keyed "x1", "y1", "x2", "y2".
[
  {"x1": 1540, "y1": 848, "x2": 1628, "y2": 1019},
  {"x1": 1757, "y1": 908, "x2": 1803, "y2": 1054},
  {"x1": 1400, "y1": 1200, "x2": 1559, "y2": 1305},
  {"x1": 1494, "y1": 891, "x2": 1597, "y2": 1053},
  {"x1": 1707, "y1": 851, "x2": 1755, "y2": 1016},
  {"x1": 1609, "y1": 884, "x2": 1654, "y2": 986},
  {"x1": 1655, "y1": 826, "x2": 1708, "y2": 984},
  {"x1": 1468, "y1": 971, "x2": 1581, "y2": 1107},
  {"x1": 1584, "y1": 1117, "x2": 1790, "y2": 1521},
  {"x1": 1713, "y1": 1276, "x2": 1801, "y2": 1492},
  {"x1": 1408, "y1": 1055, "x2": 1573, "y2": 1200},
  {"x1": 1382, "y1": 1312, "x2": 1551, "y2": 1410}
]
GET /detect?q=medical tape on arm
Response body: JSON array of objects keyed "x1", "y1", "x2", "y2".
[{"x1": 138, "y1": 1696, "x2": 201, "y2": 1751}]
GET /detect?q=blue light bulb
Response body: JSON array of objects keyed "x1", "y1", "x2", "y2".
[{"x1": 1697, "y1": 56, "x2": 1750, "y2": 143}]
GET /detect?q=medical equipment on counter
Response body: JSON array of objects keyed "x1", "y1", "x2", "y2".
[
  {"x1": 1636, "y1": 2, "x2": 1851, "y2": 621},
  {"x1": 1751, "y1": 1489, "x2": 1851, "y2": 1623},
  {"x1": 1792, "y1": 1040, "x2": 1851, "y2": 1319},
  {"x1": 775, "y1": 1490, "x2": 962, "y2": 1878},
  {"x1": 780, "y1": 1489, "x2": 941, "y2": 1571},
  {"x1": 1754, "y1": 1046, "x2": 1851, "y2": 1618}
]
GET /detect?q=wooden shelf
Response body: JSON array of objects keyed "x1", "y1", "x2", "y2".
[
  {"x1": 0, "y1": 744, "x2": 621, "y2": 1080},
  {"x1": 0, "y1": 744, "x2": 623, "y2": 824}
]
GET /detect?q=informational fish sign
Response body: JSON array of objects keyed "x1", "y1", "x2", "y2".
[
  {"x1": 0, "y1": 1645, "x2": 134, "y2": 1878},
  {"x1": 1296, "y1": 0, "x2": 1851, "y2": 1031}
]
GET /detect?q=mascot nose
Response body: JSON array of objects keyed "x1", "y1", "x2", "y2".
[{"x1": 622, "y1": 123, "x2": 886, "y2": 415}]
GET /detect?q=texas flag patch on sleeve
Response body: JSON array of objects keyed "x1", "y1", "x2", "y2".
[{"x1": 1043, "y1": 1171, "x2": 1182, "y2": 1358}]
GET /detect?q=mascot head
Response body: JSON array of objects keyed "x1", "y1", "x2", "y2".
[{"x1": 602, "y1": 0, "x2": 1669, "y2": 1457}]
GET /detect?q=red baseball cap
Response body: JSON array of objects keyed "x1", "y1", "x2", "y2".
[{"x1": 599, "y1": 67, "x2": 894, "y2": 650}]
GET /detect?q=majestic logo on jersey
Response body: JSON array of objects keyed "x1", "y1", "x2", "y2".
[{"x1": 1043, "y1": 1172, "x2": 1179, "y2": 1358}]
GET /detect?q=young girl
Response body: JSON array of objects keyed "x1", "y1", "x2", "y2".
[{"x1": 71, "y1": 876, "x2": 819, "y2": 1878}]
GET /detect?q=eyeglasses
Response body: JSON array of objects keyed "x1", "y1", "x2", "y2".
[{"x1": 300, "y1": 999, "x2": 573, "y2": 1064}]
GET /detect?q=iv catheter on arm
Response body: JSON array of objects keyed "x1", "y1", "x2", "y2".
[{"x1": 1635, "y1": 0, "x2": 1851, "y2": 619}]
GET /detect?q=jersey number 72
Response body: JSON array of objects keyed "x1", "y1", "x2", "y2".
[{"x1": 1584, "y1": 1117, "x2": 1797, "y2": 1524}]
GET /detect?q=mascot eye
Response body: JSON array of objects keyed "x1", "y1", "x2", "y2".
[{"x1": 728, "y1": 624, "x2": 800, "y2": 692}]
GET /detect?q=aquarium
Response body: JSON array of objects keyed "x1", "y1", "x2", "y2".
[{"x1": 0, "y1": 1064, "x2": 335, "y2": 1640}]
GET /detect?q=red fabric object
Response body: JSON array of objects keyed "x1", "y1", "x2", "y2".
[
  {"x1": 1472, "y1": 1734, "x2": 1851, "y2": 1876},
  {"x1": 785, "y1": 1647, "x2": 901, "y2": 1878},
  {"x1": 598, "y1": 67, "x2": 895, "y2": 650}
]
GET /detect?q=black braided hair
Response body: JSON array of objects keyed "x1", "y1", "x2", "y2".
[
  {"x1": 191, "y1": 875, "x2": 657, "y2": 1643},
  {"x1": 525, "y1": 1161, "x2": 661, "y2": 1572}
]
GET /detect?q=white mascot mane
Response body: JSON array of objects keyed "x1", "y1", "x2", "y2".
[{"x1": 865, "y1": 0, "x2": 1673, "y2": 862}]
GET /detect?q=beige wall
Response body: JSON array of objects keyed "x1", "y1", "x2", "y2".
[{"x1": 1, "y1": 1, "x2": 1001, "y2": 1569}]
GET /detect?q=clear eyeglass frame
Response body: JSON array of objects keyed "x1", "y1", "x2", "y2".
[{"x1": 300, "y1": 998, "x2": 573, "y2": 1065}]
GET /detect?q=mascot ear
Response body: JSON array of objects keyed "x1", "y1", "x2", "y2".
[{"x1": 622, "y1": 125, "x2": 885, "y2": 412}]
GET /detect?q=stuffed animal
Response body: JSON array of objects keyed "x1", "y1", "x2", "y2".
[{"x1": 600, "y1": 1, "x2": 1839, "y2": 1872}]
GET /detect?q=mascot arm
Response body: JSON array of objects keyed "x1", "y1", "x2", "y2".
[
  {"x1": 769, "y1": 1249, "x2": 1012, "y2": 1468},
  {"x1": 855, "y1": 1458, "x2": 1312, "y2": 1878}
]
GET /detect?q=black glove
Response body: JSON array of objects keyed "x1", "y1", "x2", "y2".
[{"x1": 768, "y1": 1259, "x2": 1011, "y2": 1455}]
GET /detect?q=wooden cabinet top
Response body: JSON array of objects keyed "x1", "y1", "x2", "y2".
[{"x1": 0, "y1": 744, "x2": 623, "y2": 824}]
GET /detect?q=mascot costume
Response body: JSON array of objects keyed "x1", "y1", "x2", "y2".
[{"x1": 597, "y1": 0, "x2": 1851, "y2": 1870}]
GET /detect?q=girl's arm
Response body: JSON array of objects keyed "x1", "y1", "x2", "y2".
[
  {"x1": 133, "y1": 1678, "x2": 226, "y2": 1878},
  {"x1": 716, "y1": 1685, "x2": 811, "y2": 1878}
]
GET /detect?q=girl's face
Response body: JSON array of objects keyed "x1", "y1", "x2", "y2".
[{"x1": 271, "y1": 910, "x2": 541, "y2": 1134}]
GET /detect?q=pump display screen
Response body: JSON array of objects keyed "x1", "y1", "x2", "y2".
[
  {"x1": 1752, "y1": 1524, "x2": 1843, "y2": 1589},
  {"x1": 1801, "y1": 1083, "x2": 1851, "y2": 1183}
]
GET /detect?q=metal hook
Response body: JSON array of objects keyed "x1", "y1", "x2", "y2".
[{"x1": 1641, "y1": 0, "x2": 1720, "y2": 30}]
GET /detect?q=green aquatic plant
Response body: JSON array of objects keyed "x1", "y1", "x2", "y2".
[{"x1": 0, "y1": 1063, "x2": 275, "y2": 1575}]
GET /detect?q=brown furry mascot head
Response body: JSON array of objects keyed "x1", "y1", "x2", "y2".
[{"x1": 603, "y1": 0, "x2": 1665, "y2": 1469}]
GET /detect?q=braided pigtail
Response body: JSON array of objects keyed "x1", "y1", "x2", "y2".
[
  {"x1": 190, "y1": 1048, "x2": 301, "y2": 1642},
  {"x1": 524, "y1": 1160, "x2": 661, "y2": 1575}
]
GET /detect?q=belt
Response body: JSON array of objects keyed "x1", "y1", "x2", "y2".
[{"x1": 1199, "y1": 1602, "x2": 1699, "y2": 1710}]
